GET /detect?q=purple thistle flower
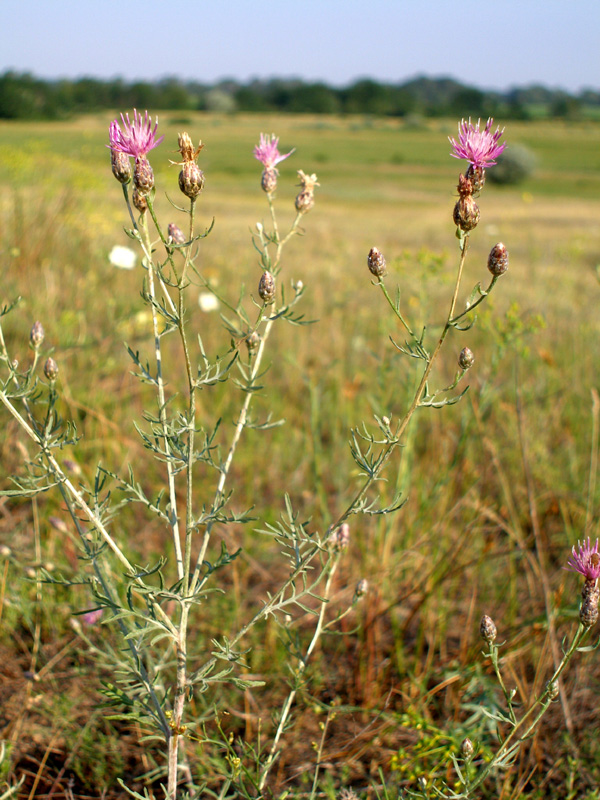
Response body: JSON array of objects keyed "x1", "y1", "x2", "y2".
[
  {"x1": 449, "y1": 118, "x2": 506, "y2": 169},
  {"x1": 565, "y1": 538, "x2": 600, "y2": 581},
  {"x1": 108, "y1": 109, "x2": 164, "y2": 160},
  {"x1": 253, "y1": 133, "x2": 294, "y2": 172}
]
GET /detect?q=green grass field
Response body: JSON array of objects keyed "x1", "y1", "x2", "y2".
[{"x1": 0, "y1": 112, "x2": 599, "y2": 799}]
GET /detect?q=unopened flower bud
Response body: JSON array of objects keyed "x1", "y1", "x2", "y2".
[
  {"x1": 261, "y1": 168, "x2": 278, "y2": 194},
  {"x1": 179, "y1": 161, "x2": 205, "y2": 199},
  {"x1": 457, "y1": 173, "x2": 473, "y2": 197},
  {"x1": 246, "y1": 330, "x2": 261, "y2": 354},
  {"x1": 44, "y1": 357, "x2": 58, "y2": 381},
  {"x1": 355, "y1": 578, "x2": 368, "y2": 598},
  {"x1": 132, "y1": 187, "x2": 148, "y2": 214},
  {"x1": 111, "y1": 149, "x2": 132, "y2": 184},
  {"x1": 461, "y1": 738, "x2": 474, "y2": 758},
  {"x1": 367, "y1": 247, "x2": 387, "y2": 278},
  {"x1": 453, "y1": 195, "x2": 480, "y2": 232},
  {"x1": 459, "y1": 347, "x2": 475, "y2": 370},
  {"x1": 258, "y1": 271, "x2": 276, "y2": 304},
  {"x1": 580, "y1": 581, "x2": 599, "y2": 628},
  {"x1": 546, "y1": 681, "x2": 559, "y2": 701},
  {"x1": 480, "y1": 614, "x2": 497, "y2": 643},
  {"x1": 465, "y1": 164, "x2": 486, "y2": 193},
  {"x1": 487, "y1": 243, "x2": 509, "y2": 277},
  {"x1": 134, "y1": 157, "x2": 154, "y2": 195},
  {"x1": 168, "y1": 223, "x2": 186, "y2": 245},
  {"x1": 329, "y1": 523, "x2": 350, "y2": 551},
  {"x1": 11, "y1": 359, "x2": 18, "y2": 371},
  {"x1": 30, "y1": 321, "x2": 44, "y2": 348}
]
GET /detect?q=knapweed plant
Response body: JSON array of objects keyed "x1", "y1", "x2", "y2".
[{"x1": 0, "y1": 113, "x2": 595, "y2": 800}]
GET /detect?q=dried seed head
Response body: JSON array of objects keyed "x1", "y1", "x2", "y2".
[
  {"x1": 177, "y1": 132, "x2": 203, "y2": 163},
  {"x1": 487, "y1": 242, "x2": 509, "y2": 277},
  {"x1": 258, "y1": 271, "x2": 276, "y2": 304},
  {"x1": 459, "y1": 346, "x2": 475, "y2": 370},
  {"x1": 111, "y1": 149, "x2": 132, "y2": 184},
  {"x1": 480, "y1": 614, "x2": 497, "y2": 643},
  {"x1": 295, "y1": 190, "x2": 314, "y2": 214},
  {"x1": 132, "y1": 187, "x2": 148, "y2": 213},
  {"x1": 179, "y1": 161, "x2": 205, "y2": 199},
  {"x1": 44, "y1": 357, "x2": 58, "y2": 381},
  {"x1": 30, "y1": 321, "x2": 45, "y2": 349},
  {"x1": 295, "y1": 170, "x2": 319, "y2": 214},
  {"x1": 133, "y1": 157, "x2": 154, "y2": 195},
  {"x1": 329, "y1": 523, "x2": 350, "y2": 551},
  {"x1": 453, "y1": 195, "x2": 480, "y2": 232},
  {"x1": 168, "y1": 223, "x2": 186, "y2": 245},
  {"x1": 465, "y1": 164, "x2": 486, "y2": 192},
  {"x1": 367, "y1": 247, "x2": 387, "y2": 278},
  {"x1": 461, "y1": 738, "x2": 474, "y2": 758},
  {"x1": 580, "y1": 581, "x2": 599, "y2": 628},
  {"x1": 245, "y1": 330, "x2": 261, "y2": 354},
  {"x1": 261, "y1": 168, "x2": 278, "y2": 194}
]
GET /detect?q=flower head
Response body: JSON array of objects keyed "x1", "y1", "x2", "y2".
[
  {"x1": 565, "y1": 538, "x2": 600, "y2": 581},
  {"x1": 449, "y1": 118, "x2": 506, "y2": 169},
  {"x1": 253, "y1": 133, "x2": 294, "y2": 172},
  {"x1": 108, "y1": 109, "x2": 164, "y2": 160}
]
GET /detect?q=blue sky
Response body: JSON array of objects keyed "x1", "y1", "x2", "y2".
[{"x1": 1, "y1": 0, "x2": 598, "y2": 92}]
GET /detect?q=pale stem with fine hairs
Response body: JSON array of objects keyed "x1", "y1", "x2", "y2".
[{"x1": 258, "y1": 554, "x2": 341, "y2": 791}]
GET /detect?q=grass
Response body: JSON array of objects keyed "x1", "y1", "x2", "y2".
[{"x1": 0, "y1": 111, "x2": 599, "y2": 799}]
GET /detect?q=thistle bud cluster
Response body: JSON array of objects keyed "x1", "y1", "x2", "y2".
[
  {"x1": 367, "y1": 247, "x2": 387, "y2": 278},
  {"x1": 479, "y1": 614, "x2": 497, "y2": 644},
  {"x1": 176, "y1": 132, "x2": 205, "y2": 200},
  {"x1": 487, "y1": 243, "x2": 509, "y2": 276},
  {"x1": 111, "y1": 149, "x2": 132, "y2": 184},
  {"x1": 30, "y1": 321, "x2": 45, "y2": 349},
  {"x1": 168, "y1": 223, "x2": 186, "y2": 245},
  {"x1": 44, "y1": 357, "x2": 59, "y2": 382},
  {"x1": 452, "y1": 167, "x2": 481, "y2": 233},
  {"x1": 580, "y1": 581, "x2": 599, "y2": 628},
  {"x1": 258, "y1": 271, "x2": 276, "y2": 304},
  {"x1": 458, "y1": 346, "x2": 475, "y2": 371},
  {"x1": 245, "y1": 330, "x2": 261, "y2": 355},
  {"x1": 295, "y1": 171, "x2": 319, "y2": 214}
]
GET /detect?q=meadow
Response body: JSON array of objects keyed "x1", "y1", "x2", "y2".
[{"x1": 0, "y1": 111, "x2": 599, "y2": 799}]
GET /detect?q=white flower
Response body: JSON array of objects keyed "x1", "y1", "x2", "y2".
[
  {"x1": 109, "y1": 245, "x2": 137, "y2": 270},
  {"x1": 198, "y1": 292, "x2": 220, "y2": 312}
]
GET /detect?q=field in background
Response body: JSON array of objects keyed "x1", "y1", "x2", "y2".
[{"x1": 0, "y1": 113, "x2": 599, "y2": 799}]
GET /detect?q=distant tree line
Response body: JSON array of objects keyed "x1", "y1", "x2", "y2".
[{"x1": 0, "y1": 71, "x2": 598, "y2": 120}]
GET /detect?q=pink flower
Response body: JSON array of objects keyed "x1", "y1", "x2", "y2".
[
  {"x1": 565, "y1": 538, "x2": 600, "y2": 581},
  {"x1": 108, "y1": 109, "x2": 164, "y2": 159},
  {"x1": 449, "y1": 118, "x2": 506, "y2": 168},
  {"x1": 82, "y1": 608, "x2": 104, "y2": 626},
  {"x1": 253, "y1": 133, "x2": 294, "y2": 172}
]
